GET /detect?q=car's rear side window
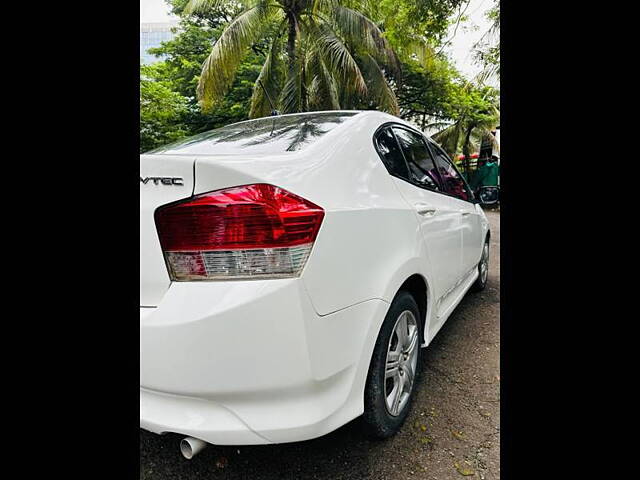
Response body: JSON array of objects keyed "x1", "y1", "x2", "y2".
[
  {"x1": 392, "y1": 127, "x2": 443, "y2": 192},
  {"x1": 374, "y1": 127, "x2": 410, "y2": 179},
  {"x1": 428, "y1": 142, "x2": 472, "y2": 202}
]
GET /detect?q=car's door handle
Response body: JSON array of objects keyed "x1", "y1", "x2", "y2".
[
  {"x1": 459, "y1": 210, "x2": 471, "y2": 216},
  {"x1": 415, "y1": 203, "x2": 437, "y2": 216}
]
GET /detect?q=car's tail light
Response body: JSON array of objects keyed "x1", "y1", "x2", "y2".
[{"x1": 155, "y1": 184, "x2": 325, "y2": 281}]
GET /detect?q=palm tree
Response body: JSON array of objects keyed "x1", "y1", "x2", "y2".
[
  {"x1": 184, "y1": 0, "x2": 400, "y2": 117},
  {"x1": 431, "y1": 82, "x2": 499, "y2": 179}
]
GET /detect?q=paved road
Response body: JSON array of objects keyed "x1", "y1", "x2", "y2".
[{"x1": 140, "y1": 210, "x2": 500, "y2": 480}]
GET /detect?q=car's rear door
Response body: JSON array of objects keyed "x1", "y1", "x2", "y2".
[
  {"x1": 427, "y1": 141, "x2": 484, "y2": 277},
  {"x1": 374, "y1": 125, "x2": 463, "y2": 306}
]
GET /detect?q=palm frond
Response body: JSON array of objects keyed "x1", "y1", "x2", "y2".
[
  {"x1": 197, "y1": 5, "x2": 279, "y2": 111},
  {"x1": 249, "y1": 34, "x2": 285, "y2": 118},
  {"x1": 331, "y1": 6, "x2": 399, "y2": 74},
  {"x1": 474, "y1": 63, "x2": 500, "y2": 86},
  {"x1": 432, "y1": 121, "x2": 463, "y2": 158},
  {"x1": 310, "y1": 0, "x2": 338, "y2": 14},
  {"x1": 469, "y1": 129, "x2": 498, "y2": 155},
  {"x1": 280, "y1": 42, "x2": 307, "y2": 113},
  {"x1": 358, "y1": 53, "x2": 398, "y2": 114},
  {"x1": 425, "y1": 121, "x2": 452, "y2": 130},
  {"x1": 397, "y1": 38, "x2": 437, "y2": 71},
  {"x1": 306, "y1": 48, "x2": 340, "y2": 111},
  {"x1": 309, "y1": 21, "x2": 367, "y2": 96}
]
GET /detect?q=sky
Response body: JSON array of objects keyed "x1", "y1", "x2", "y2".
[
  {"x1": 140, "y1": 0, "x2": 496, "y2": 81},
  {"x1": 140, "y1": 0, "x2": 176, "y2": 23},
  {"x1": 444, "y1": 0, "x2": 495, "y2": 80}
]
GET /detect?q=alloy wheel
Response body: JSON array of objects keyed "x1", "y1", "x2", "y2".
[
  {"x1": 384, "y1": 310, "x2": 419, "y2": 417},
  {"x1": 480, "y1": 242, "x2": 489, "y2": 284}
]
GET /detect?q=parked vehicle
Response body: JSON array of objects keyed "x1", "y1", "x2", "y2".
[
  {"x1": 140, "y1": 111, "x2": 491, "y2": 458},
  {"x1": 471, "y1": 155, "x2": 500, "y2": 208}
]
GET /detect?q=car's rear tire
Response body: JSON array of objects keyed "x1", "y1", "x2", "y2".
[
  {"x1": 362, "y1": 290, "x2": 422, "y2": 439},
  {"x1": 471, "y1": 237, "x2": 490, "y2": 292}
]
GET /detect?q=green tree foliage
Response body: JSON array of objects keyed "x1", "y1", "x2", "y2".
[
  {"x1": 432, "y1": 82, "x2": 499, "y2": 177},
  {"x1": 147, "y1": 5, "x2": 266, "y2": 132},
  {"x1": 140, "y1": 63, "x2": 189, "y2": 152},
  {"x1": 396, "y1": 56, "x2": 459, "y2": 129},
  {"x1": 140, "y1": 0, "x2": 500, "y2": 157},
  {"x1": 139, "y1": 1, "x2": 267, "y2": 151},
  {"x1": 372, "y1": 0, "x2": 468, "y2": 60}
]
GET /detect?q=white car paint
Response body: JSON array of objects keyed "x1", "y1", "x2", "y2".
[{"x1": 140, "y1": 110, "x2": 489, "y2": 446}]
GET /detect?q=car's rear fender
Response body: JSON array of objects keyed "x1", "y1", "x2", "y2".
[{"x1": 380, "y1": 259, "x2": 436, "y2": 346}]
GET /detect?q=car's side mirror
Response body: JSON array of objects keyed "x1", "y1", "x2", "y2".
[{"x1": 477, "y1": 186, "x2": 499, "y2": 206}]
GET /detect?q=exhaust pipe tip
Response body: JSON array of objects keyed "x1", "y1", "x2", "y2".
[{"x1": 180, "y1": 437, "x2": 208, "y2": 459}]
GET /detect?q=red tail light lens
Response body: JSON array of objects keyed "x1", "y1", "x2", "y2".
[{"x1": 155, "y1": 184, "x2": 324, "y2": 280}]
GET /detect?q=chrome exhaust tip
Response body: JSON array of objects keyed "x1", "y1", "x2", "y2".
[{"x1": 180, "y1": 437, "x2": 208, "y2": 459}]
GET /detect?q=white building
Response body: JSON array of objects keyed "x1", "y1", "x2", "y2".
[{"x1": 140, "y1": 22, "x2": 179, "y2": 64}]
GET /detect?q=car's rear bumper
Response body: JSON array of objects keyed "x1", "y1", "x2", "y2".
[{"x1": 140, "y1": 279, "x2": 389, "y2": 445}]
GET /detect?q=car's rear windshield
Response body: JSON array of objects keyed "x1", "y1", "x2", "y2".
[{"x1": 147, "y1": 111, "x2": 360, "y2": 155}]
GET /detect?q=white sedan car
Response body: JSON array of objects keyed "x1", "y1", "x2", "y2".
[{"x1": 140, "y1": 111, "x2": 490, "y2": 459}]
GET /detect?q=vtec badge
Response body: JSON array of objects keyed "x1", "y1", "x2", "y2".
[{"x1": 140, "y1": 176, "x2": 184, "y2": 186}]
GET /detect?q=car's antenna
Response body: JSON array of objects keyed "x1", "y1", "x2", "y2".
[{"x1": 258, "y1": 80, "x2": 280, "y2": 116}]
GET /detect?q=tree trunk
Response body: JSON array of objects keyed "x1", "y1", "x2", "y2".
[
  {"x1": 462, "y1": 125, "x2": 474, "y2": 181},
  {"x1": 286, "y1": 12, "x2": 297, "y2": 71},
  {"x1": 285, "y1": 10, "x2": 301, "y2": 111}
]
